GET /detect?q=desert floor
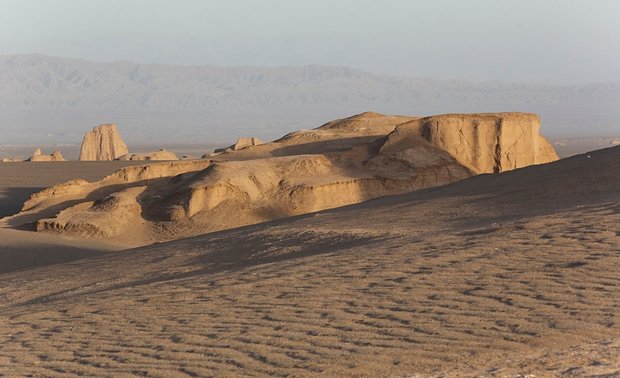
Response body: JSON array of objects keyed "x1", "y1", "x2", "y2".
[{"x1": 0, "y1": 148, "x2": 619, "y2": 376}]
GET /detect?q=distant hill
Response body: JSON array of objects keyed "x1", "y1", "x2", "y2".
[{"x1": 1, "y1": 54, "x2": 619, "y2": 144}]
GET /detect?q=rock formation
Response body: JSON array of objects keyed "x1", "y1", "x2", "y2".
[
  {"x1": 26, "y1": 148, "x2": 65, "y2": 162},
  {"x1": 214, "y1": 137, "x2": 264, "y2": 154},
  {"x1": 116, "y1": 149, "x2": 178, "y2": 161},
  {"x1": 79, "y1": 124, "x2": 129, "y2": 161},
  {"x1": 380, "y1": 113, "x2": 558, "y2": 174},
  {"x1": 6, "y1": 112, "x2": 558, "y2": 244}
]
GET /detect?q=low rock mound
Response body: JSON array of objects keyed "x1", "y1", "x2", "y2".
[
  {"x1": 79, "y1": 124, "x2": 129, "y2": 161},
  {"x1": 210, "y1": 112, "x2": 417, "y2": 160},
  {"x1": 213, "y1": 138, "x2": 264, "y2": 154},
  {"x1": 6, "y1": 112, "x2": 558, "y2": 244},
  {"x1": 37, "y1": 186, "x2": 147, "y2": 238},
  {"x1": 26, "y1": 148, "x2": 65, "y2": 162},
  {"x1": 117, "y1": 149, "x2": 178, "y2": 161}
]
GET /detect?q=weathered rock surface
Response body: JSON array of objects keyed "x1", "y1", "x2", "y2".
[
  {"x1": 26, "y1": 148, "x2": 65, "y2": 162},
  {"x1": 380, "y1": 113, "x2": 558, "y2": 174},
  {"x1": 79, "y1": 124, "x2": 129, "y2": 161},
  {"x1": 7, "y1": 112, "x2": 558, "y2": 244},
  {"x1": 37, "y1": 186, "x2": 147, "y2": 238},
  {"x1": 117, "y1": 149, "x2": 178, "y2": 161},
  {"x1": 214, "y1": 138, "x2": 264, "y2": 154}
]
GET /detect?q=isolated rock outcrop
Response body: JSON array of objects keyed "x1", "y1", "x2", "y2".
[
  {"x1": 214, "y1": 137, "x2": 264, "y2": 154},
  {"x1": 26, "y1": 148, "x2": 65, "y2": 162},
  {"x1": 79, "y1": 124, "x2": 129, "y2": 161},
  {"x1": 116, "y1": 149, "x2": 178, "y2": 161},
  {"x1": 7, "y1": 112, "x2": 558, "y2": 244}
]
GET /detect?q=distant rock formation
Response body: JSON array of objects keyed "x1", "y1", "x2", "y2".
[
  {"x1": 9, "y1": 111, "x2": 558, "y2": 244},
  {"x1": 214, "y1": 137, "x2": 264, "y2": 154},
  {"x1": 26, "y1": 148, "x2": 65, "y2": 162},
  {"x1": 79, "y1": 124, "x2": 128, "y2": 161},
  {"x1": 116, "y1": 149, "x2": 179, "y2": 161}
]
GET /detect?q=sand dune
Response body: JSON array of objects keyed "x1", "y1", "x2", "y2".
[
  {"x1": 0, "y1": 146, "x2": 618, "y2": 376},
  {"x1": 4, "y1": 112, "x2": 557, "y2": 246}
]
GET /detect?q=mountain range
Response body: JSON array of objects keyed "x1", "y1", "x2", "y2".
[{"x1": 1, "y1": 54, "x2": 619, "y2": 144}]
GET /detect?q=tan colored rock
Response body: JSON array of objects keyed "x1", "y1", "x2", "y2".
[
  {"x1": 79, "y1": 124, "x2": 129, "y2": 161},
  {"x1": 37, "y1": 186, "x2": 147, "y2": 238},
  {"x1": 214, "y1": 137, "x2": 264, "y2": 153},
  {"x1": 27, "y1": 149, "x2": 65, "y2": 162},
  {"x1": 116, "y1": 149, "x2": 178, "y2": 161},
  {"x1": 232, "y1": 137, "x2": 264, "y2": 150},
  {"x1": 380, "y1": 113, "x2": 558, "y2": 174},
  {"x1": 11, "y1": 111, "x2": 557, "y2": 244},
  {"x1": 418, "y1": 113, "x2": 558, "y2": 173}
]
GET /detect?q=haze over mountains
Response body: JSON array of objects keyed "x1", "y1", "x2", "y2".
[{"x1": 1, "y1": 54, "x2": 619, "y2": 145}]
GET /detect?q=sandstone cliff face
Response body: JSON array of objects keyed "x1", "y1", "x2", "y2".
[
  {"x1": 417, "y1": 113, "x2": 558, "y2": 173},
  {"x1": 7, "y1": 112, "x2": 558, "y2": 244},
  {"x1": 380, "y1": 113, "x2": 558, "y2": 174},
  {"x1": 79, "y1": 124, "x2": 128, "y2": 161}
]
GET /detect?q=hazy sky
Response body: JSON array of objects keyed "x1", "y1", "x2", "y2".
[{"x1": 1, "y1": 0, "x2": 619, "y2": 84}]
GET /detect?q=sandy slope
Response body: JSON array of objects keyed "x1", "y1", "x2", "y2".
[
  {"x1": 0, "y1": 229, "x2": 121, "y2": 274},
  {"x1": 0, "y1": 146, "x2": 618, "y2": 376}
]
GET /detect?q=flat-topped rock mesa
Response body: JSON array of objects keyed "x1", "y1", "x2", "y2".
[
  {"x1": 7, "y1": 112, "x2": 558, "y2": 244},
  {"x1": 116, "y1": 149, "x2": 179, "y2": 161},
  {"x1": 381, "y1": 113, "x2": 558, "y2": 174},
  {"x1": 79, "y1": 124, "x2": 129, "y2": 161},
  {"x1": 26, "y1": 148, "x2": 65, "y2": 162}
]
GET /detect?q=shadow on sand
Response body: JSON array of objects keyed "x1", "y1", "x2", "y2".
[{"x1": 0, "y1": 187, "x2": 44, "y2": 218}]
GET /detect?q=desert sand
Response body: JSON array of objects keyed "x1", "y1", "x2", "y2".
[
  {"x1": 0, "y1": 143, "x2": 618, "y2": 376},
  {"x1": 0, "y1": 112, "x2": 618, "y2": 376}
]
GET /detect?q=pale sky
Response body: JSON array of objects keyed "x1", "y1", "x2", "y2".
[{"x1": 1, "y1": 0, "x2": 619, "y2": 84}]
